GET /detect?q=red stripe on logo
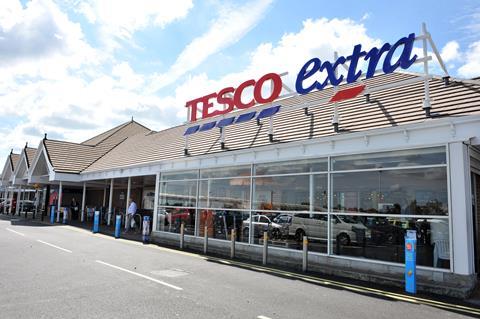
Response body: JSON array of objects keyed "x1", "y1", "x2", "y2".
[{"x1": 329, "y1": 84, "x2": 366, "y2": 103}]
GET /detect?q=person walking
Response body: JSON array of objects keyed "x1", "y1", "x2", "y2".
[{"x1": 125, "y1": 197, "x2": 137, "y2": 233}]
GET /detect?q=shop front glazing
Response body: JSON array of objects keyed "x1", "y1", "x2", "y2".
[{"x1": 156, "y1": 146, "x2": 450, "y2": 269}]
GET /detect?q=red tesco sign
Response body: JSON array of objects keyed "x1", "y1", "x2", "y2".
[{"x1": 185, "y1": 73, "x2": 283, "y2": 122}]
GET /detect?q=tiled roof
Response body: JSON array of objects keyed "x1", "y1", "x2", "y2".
[
  {"x1": 83, "y1": 72, "x2": 480, "y2": 173},
  {"x1": 25, "y1": 147, "x2": 37, "y2": 168},
  {"x1": 44, "y1": 120, "x2": 151, "y2": 173},
  {"x1": 10, "y1": 153, "x2": 20, "y2": 172}
]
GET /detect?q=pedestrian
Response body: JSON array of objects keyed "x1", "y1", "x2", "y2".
[
  {"x1": 70, "y1": 197, "x2": 79, "y2": 220},
  {"x1": 125, "y1": 197, "x2": 137, "y2": 233}
]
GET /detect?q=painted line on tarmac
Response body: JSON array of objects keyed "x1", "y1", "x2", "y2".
[
  {"x1": 6, "y1": 228, "x2": 25, "y2": 237},
  {"x1": 95, "y1": 260, "x2": 183, "y2": 291},
  {"x1": 257, "y1": 316, "x2": 272, "y2": 319},
  {"x1": 36, "y1": 240, "x2": 72, "y2": 253}
]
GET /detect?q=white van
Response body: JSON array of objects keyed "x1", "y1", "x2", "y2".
[{"x1": 289, "y1": 213, "x2": 368, "y2": 245}]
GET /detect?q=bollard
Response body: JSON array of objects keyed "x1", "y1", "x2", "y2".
[
  {"x1": 93, "y1": 211, "x2": 100, "y2": 233},
  {"x1": 405, "y1": 230, "x2": 417, "y2": 294},
  {"x1": 180, "y1": 222, "x2": 185, "y2": 250},
  {"x1": 114, "y1": 215, "x2": 121, "y2": 238},
  {"x1": 302, "y1": 236, "x2": 308, "y2": 272},
  {"x1": 263, "y1": 231, "x2": 268, "y2": 265},
  {"x1": 62, "y1": 207, "x2": 68, "y2": 224},
  {"x1": 142, "y1": 216, "x2": 151, "y2": 244},
  {"x1": 230, "y1": 229, "x2": 236, "y2": 259},
  {"x1": 50, "y1": 206, "x2": 55, "y2": 224},
  {"x1": 204, "y1": 225, "x2": 208, "y2": 254}
]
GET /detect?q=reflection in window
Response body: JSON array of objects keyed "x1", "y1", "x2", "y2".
[
  {"x1": 159, "y1": 180, "x2": 197, "y2": 207},
  {"x1": 332, "y1": 215, "x2": 449, "y2": 269},
  {"x1": 161, "y1": 170, "x2": 198, "y2": 181},
  {"x1": 200, "y1": 166, "x2": 251, "y2": 179},
  {"x1": 255, "y1": 158, "x2": 327, "y2": 175},
  {"x1": 157, "y1": 207, "x2": 196, "y2": 235},
  {"x1": 254, "y1": 175, "x2": 309, "y2": 211},
  {"x1": 199, "y1": 209, "x2": 249, "y2": 242},
  {"x1": 332, "y1": 168, "x2": 448, "y2": 215},
  {"x1": 332, "y1": 147, "x2": 446, "y2": 170},
  {"x1": 199, "y1": 178, "x2": 250, "y2": 209}
]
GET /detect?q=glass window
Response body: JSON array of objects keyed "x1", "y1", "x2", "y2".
[
  {"x1": 332, "y1": 147, "x2": 446, "y2": 171},
  {"x1": 254, "y1": 175, "x2": 310, "y2": 211},
  {"x1": 332, "y1": 167, "x2": 448, "y2": 215},
  {"x1": 200, "y1": 166, "x2": 251, "y2": 179},
  {"x1": 199, "y1": 209, "x2": 249, "y2": 242},
  {"x1": 314, "y1": 174, "x2": 328, "y2": 212},
  {"x1": 157, "y1": 207, "x2": 196, "y2": 235},
  {"x1": 331, "y1": 215, "x2": 449, "y2": 269},
  {"x1": 159, "y1": 180, "x2": 197, "y2": 207},
  {"x1": 199, "y1": 178, "x2": 250, "y2": 209},
  {"x1": 255, "y1": 158, "x2": 327, "y2": 175},
  {"x1": 161, "y1": 170, "x2": 198, "y2": 181}
]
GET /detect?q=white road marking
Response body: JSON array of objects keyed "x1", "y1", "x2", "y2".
[
  {"x1": 257, "y1": 316, "x2": 272, "y2": 319},
  {"x1": 95, "y1": 260, "x2": 183, "y2": 291},
  {"x1": 6, "y1": 228, "x2": 25, "y2": 236},
  {"x1": 36, "y1": 240, "x2": 72, "y2": 253}
]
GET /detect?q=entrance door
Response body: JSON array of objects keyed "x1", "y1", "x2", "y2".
[{"x1": 473, "y1": 173, "x2": 480, "y2": 274}]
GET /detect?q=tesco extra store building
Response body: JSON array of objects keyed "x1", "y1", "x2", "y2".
[{"x1": 25, "y1": 28, "x2": 480, "y2": 297}]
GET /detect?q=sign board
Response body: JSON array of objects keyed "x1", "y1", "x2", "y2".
[
  {"x1": 405, "y1": 230, "x2": 417, "y2": 294},
  {"x1": 185, "y1": 33, "x2": 417, "y2": 125}
]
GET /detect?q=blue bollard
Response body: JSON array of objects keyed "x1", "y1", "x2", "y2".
[
  {"x1": 142, "y1": 216, "x2": 150, "y2": 244},
  {"x1": 405, "y1": 230, "x2": 417, "y2": 294},
  {"x1": 62, "y1": 207, "x2": 68, "y2": 224},
  {"x1": 50, "y1": 206, "x2": 55, "y2": 224},
  {"x1": 115, "y1": 215, "x2": 121, "y2": 238},
  {"x1": 93, "y1": 211, "x2": 100, "y2": 233}
]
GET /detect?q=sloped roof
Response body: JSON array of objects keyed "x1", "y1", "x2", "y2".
[
  {"x1": 10, "y1": 153, "x2": 20, "y2": 172},
  {"x1": 25, "y1": 147, "x2": 37, "y2": 168},
  {"x1": 44, "y1": 120, "x2": 151, "y2": 173},
  {"x1": 84, "y1": 72, "x2": 480, "y2": 173}
]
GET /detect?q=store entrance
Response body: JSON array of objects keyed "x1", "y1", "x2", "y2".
[{"x1": 473, "y1": 172, "x2": 480, "y2": 275}]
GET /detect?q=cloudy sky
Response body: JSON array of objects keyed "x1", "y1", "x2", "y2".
[{"x1": 1, "y1": 0, "x2": 479, "y2": 158}]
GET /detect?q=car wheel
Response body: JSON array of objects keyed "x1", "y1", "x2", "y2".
[
  {"x1": 271, "y1": 228, "x2": 281, "y2": 240},
  {"x1": 295, "y1": 229, "x2": 305, "y2": 242},
  {"x1": 337, "y1": 233, "x2": 350, "y2": 246}
]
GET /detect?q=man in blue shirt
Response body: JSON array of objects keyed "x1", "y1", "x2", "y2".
[{"x1": 125, "y1": 197, "x2": 137, "y2": 233}]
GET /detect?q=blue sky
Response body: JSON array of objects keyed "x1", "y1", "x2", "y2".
[{"x1": 1, "y1": 0, "x2": 479, "y2": 160}]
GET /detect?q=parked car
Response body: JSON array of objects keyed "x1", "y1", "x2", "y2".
[
  {"x1": 364, "y1": 217, "x2": 405, "y2": 245},
  {"x1": 242, "y1": 215, "x2": 283, "y2": 239},
  {"x1": 289, "y1": 213, "x2": 368, "y2": 245},
  {"x1": 17, "y1": 200, "x2": 35, "y2": 212}
]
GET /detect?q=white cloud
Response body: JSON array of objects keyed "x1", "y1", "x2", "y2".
[
  {"x1": 147, "y1": 0, "x2": 274, "y2": 92},
  {"x1": 150, "y1": 17, "x2": 381, "y2": 122},
  {"x1": 458, "y1": 41, "x2": 480, "y2": 78},
  {"x1": 440, "y1": 41, "x2": 461, "y2": 63},
  {"x1": 77, "y1": 0, "x2": 193, "y2": 49}
]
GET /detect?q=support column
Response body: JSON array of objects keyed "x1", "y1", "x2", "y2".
[
  {"x1": 449, "y1": 142, "x2": 475, "y2": 275},
  {"x1": 15, "y1": 188, "x2": 21, "y2": 215},
  {"x1": 102, "y1": 185, "x2": 107, "y2": 207},
  {"x1": 81, "y1": 182, "x2": 86, "y2": 222},
  {"x1": 107, "y1": 179, "x2": 114, "y2": 226},
  {"x1": 125, "y1": 177, "x2": 131, "y2": 227},
  {"x1": 3, "y1": 189, "x2": 8, "y2": 214},
  {"x1": 152, "y1": 173, "x2": 160, "y2": 232},
  {"x1": 8, "y1": 189, "x2": 14, "y2": 214},
  {"x1": 57, "y1": 181, "x2": 63, "y2": 222}
]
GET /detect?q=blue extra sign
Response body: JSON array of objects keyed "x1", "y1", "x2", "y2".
[{"x1": 295, "y1": 33, "x2": 417, "y2": 94}]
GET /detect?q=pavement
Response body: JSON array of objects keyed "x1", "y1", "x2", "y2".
[{"x1": 1, "y1": 214, "x2": 480, "y2": 319}]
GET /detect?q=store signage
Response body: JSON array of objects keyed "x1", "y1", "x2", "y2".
[
  {"x1": 185, "y1": 73, "x2": 283, "y2": 122},
  {"x1": 185, "y1": 32, "x2": 417, "y2": 127}
]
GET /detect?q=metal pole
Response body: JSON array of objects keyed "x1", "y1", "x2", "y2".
[
  {"x1": 204, "y1": 225, "x2": 208, "y2": 254},
  {"x1": 57, "y1": 181, "x2": 62, "y2": 222},
  {"x1": 81, "y1": 182, "x2": 86, "y2": 223},
  {"x1": 231, "y1": 229, "x2": 236, "y2": 259},
  {"x1": 152, "y1": 174, "x2": 159, "y2": 232},
  {"x1": 303, "y1": 236, "x2": 308, "y2": 272},
  {"x1": 108, "y1": 179, "x2": 114, "y2": 226},
  {"x1": 8, "y1": 189, "x2": 14, "y2": 214},
  {"x1": 16, "y1": 188, "x2": 21, "y2": 215},
  {"x1": 3, "y1": 190, "x2": 8, "y2": 214},
  {"x1": 180, "y1": 222, "x2": 185, "y2": 250},
  {"x1": 125, "y1": 177, "x2": 131, "y2": 228},
  {"x1": 263, "y1": 231, "x2": 268, "y2": 265}
]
